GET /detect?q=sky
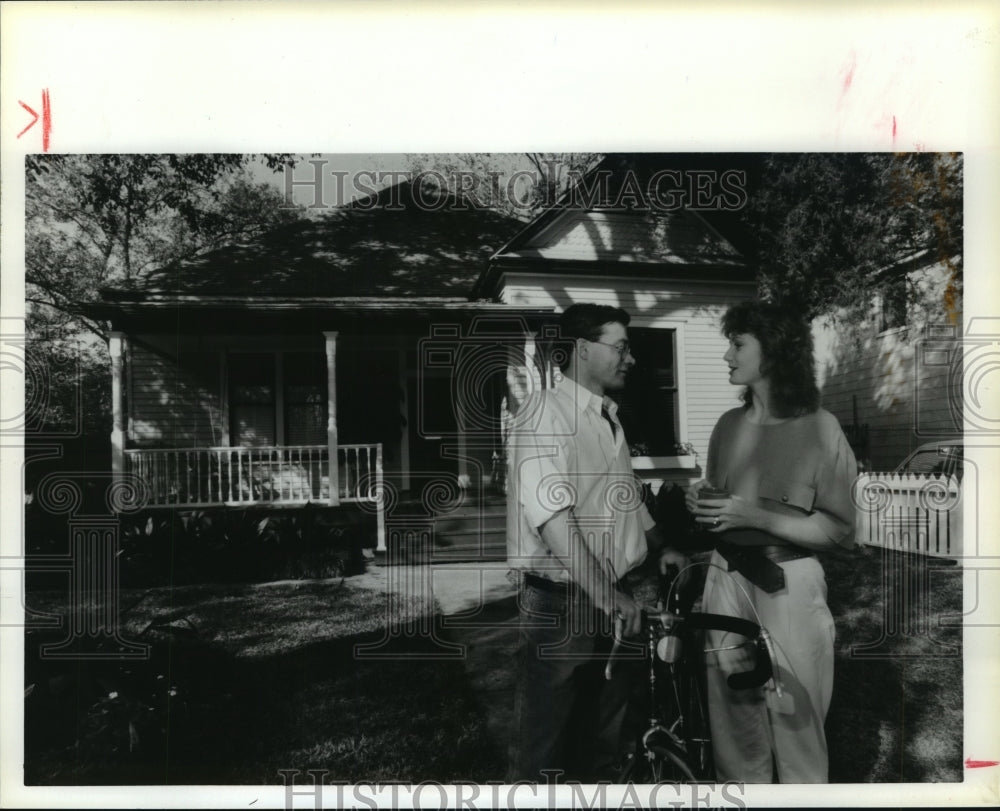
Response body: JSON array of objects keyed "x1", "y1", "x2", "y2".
[
  {"x1": 247, "y1": 153, "x2": 413, "y2": 212},
  {"x1": 247, "y1": 153, "x2": 551, "y2": 217}
]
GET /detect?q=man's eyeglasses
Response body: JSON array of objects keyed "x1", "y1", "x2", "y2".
[{"x1": 589, "y1": 340, "x2": 632, "y2": 359}]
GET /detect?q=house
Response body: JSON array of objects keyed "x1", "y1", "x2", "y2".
[
  {"x1": 482, "y1": 154, "x2": 758, "y2": 490},
  {"x1": 810, "y1": 244, "x2": 966, "y2": 559},
  {"x1": 812, "y1": 250, "x2": 963, "y2": 471},
  {"x1": 90, "y1": 157, "x2": 758, "y2": 559},
  {"x1": 89, "y1": 180, "x2": 544, "y2": 554}
]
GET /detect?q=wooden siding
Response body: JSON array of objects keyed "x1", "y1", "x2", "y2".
[
  {"x1": 498, "y1": 272, "x2": 754, "y2": 470},
  {"x1": 813, "y1": 261, "x2": 961, "y2": 471},
  {"x1": 505, "y1": 210, "x2": 743, "y2": 266},
  {"x1": 129, "y1": 339, "x2": 224, "y2": 447},
  {"x1": 127, "y1": 334, "x2": 327, "y2": 450}
]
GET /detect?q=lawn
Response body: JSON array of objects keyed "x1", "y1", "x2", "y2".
[
  {"x1": 24, "y1": 570, "x2": 501, "y2": 784},
  {"x1": 23, "y1": 545, "x2": 962, "y2": 784},
  {"x1": 824, "y1": 545, "x2": 963, "y2": 782}
]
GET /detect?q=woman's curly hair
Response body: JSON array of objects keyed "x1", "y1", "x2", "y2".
[{"x1": 722, "y1": 299, "x2": 820, "y2": 418}]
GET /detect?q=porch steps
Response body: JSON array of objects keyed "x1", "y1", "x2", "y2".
[{"x1": 389, "y1": 494, "x2": 508, "y2": 564}]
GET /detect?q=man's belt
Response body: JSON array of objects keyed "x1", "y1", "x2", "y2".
[{"x1": 715, "y1": 540, "x2": 813, "y2": 594}]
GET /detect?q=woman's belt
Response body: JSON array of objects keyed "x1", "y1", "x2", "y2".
[{"x1": 715, "y1": 539, "x2": 813, "y2": 593}]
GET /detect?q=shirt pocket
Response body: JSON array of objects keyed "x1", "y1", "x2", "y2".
[{"x1": 759, "y1": 476, "x2": 816, "y2": 513}]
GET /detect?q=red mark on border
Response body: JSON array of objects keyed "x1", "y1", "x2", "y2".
[
  {"x1": 842, "y1": 62, "x2": 856, "y2": 93},
  {"x1": 42, "y1": 88, "x2": 52, "y2": 151},
  {"x1": 17, "y1": 88, "x2": 51, "y2": 151},
  {"x1": 965, "y1": 758, "x2": 999, "y2": 769},
  {"x1": 16, "y1": 100, "x2": 38, "y2": 138}
]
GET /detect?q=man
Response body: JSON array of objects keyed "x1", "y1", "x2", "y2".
[{"x1": 506, "y1": 303, "x2": 685, "y2": 782}]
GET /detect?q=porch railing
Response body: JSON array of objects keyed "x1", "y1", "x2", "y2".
[
  {"x1": 854, "y1": 472, "x2": 962, "y2": 559},
  {"x1": 123, "y1": 443, "x2": 385, "y2": 549}
]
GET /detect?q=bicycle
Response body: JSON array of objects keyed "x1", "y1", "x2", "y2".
[{"x1": 610, "y1": 563, "x2": 783, "y2": 783}]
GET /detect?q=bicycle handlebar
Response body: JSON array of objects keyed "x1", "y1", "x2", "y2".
[
  {"x1": 609, "y1": 604, "x2": 780, "y2": 695},
  {"x1": 676, "y1": 610, "x2": 760, "y2": 639}
]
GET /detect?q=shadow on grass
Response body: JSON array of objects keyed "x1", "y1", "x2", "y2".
[
  {"x1": 824, "y1": 546, "x2": 963, "y2": 782},
  {"x1": 23, "y1": 546, "x2": 963, "y2": 785},
  {"x1": 25, "y1": 593, "x2": 505, "y2": 785},
  {"x1": 221, "y1": 627, "x2": 505, "y2": 784}
]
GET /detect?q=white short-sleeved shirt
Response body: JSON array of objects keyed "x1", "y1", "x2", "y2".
[{"x1": 506, "y1": 375, "x2": 655, "y2": 583}]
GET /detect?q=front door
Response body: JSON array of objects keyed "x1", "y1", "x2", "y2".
[{"x1": 407, "y1": 371, "x2": 458, "y2": 483}]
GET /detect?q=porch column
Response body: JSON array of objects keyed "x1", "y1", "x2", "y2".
[
  {"x1": 398, "y1": 346, "x2": 410, "y2": 492},
  {"x1": 109, "y1": 332, "x2": 125, "y2": 488},
  {"x1": 323, "y1": 331, "x2": 340, "y2": 506}
]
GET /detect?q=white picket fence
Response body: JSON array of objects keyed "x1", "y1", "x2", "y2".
[{"x1": 854, "y1": 472, "x2": 962, "y2": 559}]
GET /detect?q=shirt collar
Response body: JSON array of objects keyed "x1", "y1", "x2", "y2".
[{"x1": 555, "y1": 374, "x2": 617, "y2": 417}]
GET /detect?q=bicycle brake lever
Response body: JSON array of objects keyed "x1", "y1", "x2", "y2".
[
  {"x1": 759, "y1": 628, "x2": 784, "y2": 698},
  {"x1": 605, "y1": 615, "x2": 624, "y2": 680}
]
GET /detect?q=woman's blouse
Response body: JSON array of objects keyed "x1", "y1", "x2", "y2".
[{"x1": 706, "y1": 407, "x2": 858, "y2": 549}]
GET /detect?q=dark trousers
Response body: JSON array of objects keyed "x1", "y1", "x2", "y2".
[{"x1": 507, "y1": 581, "x2": 636, "y2": 783}]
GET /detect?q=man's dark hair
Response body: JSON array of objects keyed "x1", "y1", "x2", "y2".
[
  {"x1": 722, "y1": 299, "x2": 820, "y2": 418},
  {"x1": 556, "y1": 303, "x2": 631, "y2": 372}
]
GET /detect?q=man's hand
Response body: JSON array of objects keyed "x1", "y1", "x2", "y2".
[
  {"x1": 658, "y1": 546, "x2": 691, "y2": 588},
  {"x1": 611, "y1": 590, "x2": 643, "y2": 638}
]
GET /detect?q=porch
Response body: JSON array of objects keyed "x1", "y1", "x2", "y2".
[
  {"x1": 103, "y1": 318, "x2": 543, "y2": 558},
  {"x1": 124, "y1": 443, "x2": 386, "y2": 550}
]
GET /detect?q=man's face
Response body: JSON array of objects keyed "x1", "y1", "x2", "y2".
[{"x1": 583, "y1": 321, "x2": 635, "y2": 392}]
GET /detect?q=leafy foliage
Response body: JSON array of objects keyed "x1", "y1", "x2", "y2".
[
  {"x1": 24, "y1": 154, "x2": 303, "y2": 435},
  {"x1": 25, "y1": 153, "x2": 301, "y2": 339},
  {"x1": 113, "y1": 506, "x2": 369, "y2": 586},
  {"x1": 743, "y1": 153, "x2": 963, "y2": 319},
  {"x1": 24, "y1": 498, "x2": 370, "y2": 590},
  {"x1": 405, "y1": 152, "x2": 601, "y2": 220},
  {"x1": 24, "y1": 611, "x2": 238, "y2": 784}
]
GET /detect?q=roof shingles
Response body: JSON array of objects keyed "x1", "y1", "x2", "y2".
[{"x1": 110, "y1": 184, "x2": 520, "y2": 301}]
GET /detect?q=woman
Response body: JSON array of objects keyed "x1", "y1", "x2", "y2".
[{"x1": 686, "y1": 299, "x2": 856, "y2": 783}]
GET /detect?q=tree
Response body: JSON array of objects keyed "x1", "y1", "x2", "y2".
[
  {"x1": 25, "y1": 154, "x2": 301, "y2": 339},
  {"x1": 24, "y1": 154, "x2": 304, "y2": 435},
  {"x1": 742, "y1": 153, "x2": 963, "y2": 320},
  {"x1": 405, "y1": 153, "x2": 601, "y2": 220}
]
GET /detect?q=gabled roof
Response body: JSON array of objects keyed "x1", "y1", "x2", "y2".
[
  {"x1": 492, "y1": 209, "x2": 743, "y2": 265},
  {"x1": 101, "y1": 180, "x2": 521, "y2": 302},
  {"x1": 472, "y1": 153, "x2": 761, "y2": 299}
]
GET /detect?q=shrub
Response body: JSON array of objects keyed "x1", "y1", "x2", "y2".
[{"x1": 115, "y1": 504, "x2": 370, "y2": 587}]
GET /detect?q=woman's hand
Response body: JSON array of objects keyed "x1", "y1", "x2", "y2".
[
  {"x1": 692, "y1": 494, "x2": 764, "y2": 533},
  {"x1": 684, "y1": 479, "x2": 707, "y2": 514}
]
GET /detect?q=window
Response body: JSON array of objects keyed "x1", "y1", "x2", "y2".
[
  {"x1": 612, "y1": 327, "x2": 679, "y2": 457},
  {"x1": 229, "y1": 352, "x2": 276, "y2": 447},
  {"x1": 284, "y1": 353, "x2": 327, "y2": 445},
  {"x1": 880, "y1": 275, "x2": 908, "y2": 332},
  {"x1": 228, "y1": 351, "x2": 327, "y2": 447}
]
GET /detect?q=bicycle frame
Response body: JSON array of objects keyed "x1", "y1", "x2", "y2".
[{"x1": 613, "y1": 561, "x2": 783, "y2": 783}]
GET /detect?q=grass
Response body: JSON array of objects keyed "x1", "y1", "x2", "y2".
[
  {"x1": 24, "y1": 570, "x2": 501, "y2": 784},
  {"x1": 824, "y1": 544, "x2": 963, "y2": 782},
  {"x1": 23, "y1": 545, "x2": 963, "y2": 784}
]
